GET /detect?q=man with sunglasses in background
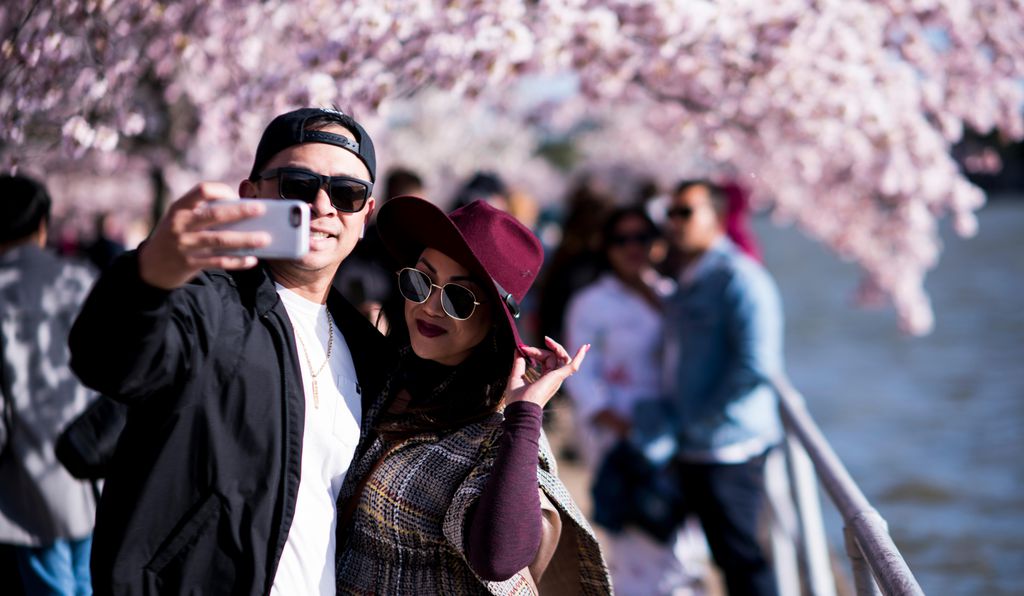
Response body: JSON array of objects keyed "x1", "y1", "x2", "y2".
[
  {"x1": 661, "y1": 180, "x2": 784, "y2": 596},
  {"x1": 68, "y1": 108, "x2": 391, "y2": 595}
]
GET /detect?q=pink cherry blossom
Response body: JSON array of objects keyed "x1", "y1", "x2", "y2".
[{"x1": 1, "y1": 0, "x2": 1022, "y2": 334}]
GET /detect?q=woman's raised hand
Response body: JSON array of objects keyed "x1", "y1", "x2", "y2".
[{"x1": 504, "y1": 336, "x2": 589, "y2": 409}]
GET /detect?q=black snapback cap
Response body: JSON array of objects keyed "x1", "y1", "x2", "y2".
[{"x1": 248, "y1": 107, "x2": 376, "y2": 182}]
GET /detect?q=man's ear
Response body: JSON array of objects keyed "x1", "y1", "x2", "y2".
[
  {"x1": 238, "y1": 179, "x2": 259, "y2": 198},
  {"x1": 364, "y1": 197, "x2": 376, "y2": 221}
]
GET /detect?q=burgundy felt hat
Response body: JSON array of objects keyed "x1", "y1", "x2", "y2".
[{"x1": 376, "y1": 196, "x2": 544, "y2": 356}]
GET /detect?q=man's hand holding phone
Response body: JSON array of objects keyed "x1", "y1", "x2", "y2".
[
  {"x1": 138, "y1": 183, "x2": 275, "y2": 290},
  {"x1": 208, "y1": 198, "x2": 309, "y2": 260}
]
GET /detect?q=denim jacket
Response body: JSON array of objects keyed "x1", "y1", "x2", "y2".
[{"x1": 662, "y1": 238, "x2": 784, "y2": 461}]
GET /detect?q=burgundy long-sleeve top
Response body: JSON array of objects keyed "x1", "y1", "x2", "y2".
[{"x1": 465, "y1": 400, "x2": 544, "y2": 581}]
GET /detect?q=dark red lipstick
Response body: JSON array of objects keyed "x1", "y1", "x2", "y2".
[{"x1": 415, "y1": 319, "x2": 447, "y2": 338}]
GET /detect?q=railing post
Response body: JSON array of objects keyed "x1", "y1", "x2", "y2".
[
  {"x1": 785, "y1": 435, "x2": 838, "y2": 596},
  {"x1": 845, "y1": 523, "x2": 883, "y2": 596},
  {"x1": 765, "y1": 447, "x2": 802, "y2": 596}
]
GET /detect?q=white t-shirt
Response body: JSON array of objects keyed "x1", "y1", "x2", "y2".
[{"x1": 271, "y1": 285, "x2": 362, "y2": 596}]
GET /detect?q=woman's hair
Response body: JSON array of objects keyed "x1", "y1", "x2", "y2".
[
  {"x1": 596, "y1": 205, "x2": 659, "y2": 272},
  {"x1": 376, "y1": 270, "x2": 516, "y2": 440}
]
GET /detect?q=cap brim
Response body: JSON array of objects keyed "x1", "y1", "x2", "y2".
[{"x1": 376, "y1": 196, "x2": 526, "y2": 357}]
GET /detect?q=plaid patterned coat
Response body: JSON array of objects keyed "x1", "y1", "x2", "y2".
[{"x1": 335, "y1": 386, "x2": 612, "y2": 595}]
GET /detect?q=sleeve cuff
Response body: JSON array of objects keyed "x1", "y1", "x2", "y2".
[
  {"x1": 503, "y1": 400, "x2": 543, "y2": 423},
  {"x1": 112, "y1": 249, "x2": 173, "y2": 310}
]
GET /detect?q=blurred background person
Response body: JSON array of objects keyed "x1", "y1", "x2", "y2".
[
  {"x1": 82, "y1": 212, "x2": 126, "y2": 273},
  {"x1": 563, "y1": 205, "x2": 696, "y2": 594},
  {"x1": 564, "y1": 206, "x2": 670, "y2": 466},
  {"x1": 536, "y1": 176, "x2": 614, "y2": 345},
  {"x1": 663, "y1": 180, "x2": 783, "y2": 596},
  {"x1": 655, "y1": 179, "x2": 763, "y2": 278},
  {"x1": 0, "y1": 174, "x2": 99, "y2": 596},
  {"x1": 507, "y1": 187, "x2": 540, "y2": 231},
  {"x1": 449, "y1": 170, "x2": 510, "y2": 212},
  {"x1": 380, "y1": 166, "x2": 426, "y2": 202}
]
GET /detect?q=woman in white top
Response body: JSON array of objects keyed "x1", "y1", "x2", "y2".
[{"x1": 565, "y1": 205, "x2": 699, "y2": 595}]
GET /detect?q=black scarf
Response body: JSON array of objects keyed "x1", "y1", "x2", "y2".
[{"x1": 377, "y1": 330, "x2": 513, "y2": 440}]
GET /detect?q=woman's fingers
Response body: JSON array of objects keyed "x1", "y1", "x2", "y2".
[
  {"x1": 544, "y1": 336, "x2": 572, "y2": 364},
  {"x1": 506, "y1": 355, "x2": 528, "y2": 393},
  {"x1": 519, "y1": 345, "x2": 557, "y2": 371},
  {"x1": 546, "y1": 343, "x2": 589, "y2": 386},
  {"x1": 567, "y1": 344, "x2": 589, "y2": 374},
  {"x1": 504, "y1": 343, "x2": 589, "y2": 408},
  {"x1": 520, "y1": 339, "x2": 584, "y2": 374},
  {"x1": 518, "y1": 345, "x2": 546, "y2": 359},
  {"x1": 517, "y1": 343, "x2": 590, "y2": 382}
]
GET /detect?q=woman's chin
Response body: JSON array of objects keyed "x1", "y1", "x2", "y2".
[
  {"x1": 408, "y1": 339, "x2": 430, "y2": 360},
  {"x1": 410, "y1": 336, "x2": 474, "y2": 367},
  {"x1": 409, "y1": 335, "x2": 445, "y2": 363}
]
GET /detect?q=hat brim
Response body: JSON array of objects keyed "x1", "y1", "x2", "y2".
[{"x1": 376, "y1": 195, "x2": 526, "y2": 358}]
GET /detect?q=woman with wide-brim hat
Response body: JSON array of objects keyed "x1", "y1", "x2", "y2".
[{"x1": 335, "y1": 196, "x2": 612, "y2": 594}]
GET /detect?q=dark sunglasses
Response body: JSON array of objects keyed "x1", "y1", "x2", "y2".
[
  {"x1": 666, "y1": 206, "x2": 695, "y2": 220},
  {"x1": 255, "y1": 167, "x2": 372, "y2": 213},
  {"x1": 609, "y1": 232, "x2": 655, "y2": 247},
  {"x1": 397, "y1": 268, "x2": 482, "y2": 321}
]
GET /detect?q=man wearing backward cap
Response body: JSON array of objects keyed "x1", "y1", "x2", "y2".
[{"x1": 69, "y1": 108, "x2": 392, "y2": 595}]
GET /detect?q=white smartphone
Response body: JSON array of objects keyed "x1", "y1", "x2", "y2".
[{"x1": 209, "y1": 199, "x2": 310, "y2": 259}]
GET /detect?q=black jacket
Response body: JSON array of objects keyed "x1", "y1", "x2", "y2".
[{"x1": 69, "y1": 252, "x2": 391, "y2": 595}]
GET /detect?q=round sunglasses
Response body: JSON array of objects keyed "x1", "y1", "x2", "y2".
[
  {"x1": 255, "y1": 167, "x2": 373, "y2": 213},
  {"x1": 397, "y1": 267, "x2": 481, "y2": 320}
]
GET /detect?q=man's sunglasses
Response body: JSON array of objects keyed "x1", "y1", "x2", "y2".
[
  {"x1": 397, "y1": 268, "x2": 481, "y2": 320},
  {"x1": 666, "y1": 206, "x2": 695, "y2": 220},
  {"x1": 255, "y1": 167, "x2": 372, "y2": 213},
  {"x1": 609, "y1": 232, "x2": 656, "y2": 247}
]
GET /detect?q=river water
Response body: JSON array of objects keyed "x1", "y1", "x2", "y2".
[{"x1": 754, "y1": 198, "x2": 1024, "y2": 594}]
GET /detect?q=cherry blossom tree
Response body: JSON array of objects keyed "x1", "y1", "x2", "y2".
[{"x1": 2, "y1": 0, "x2": 1022, "y2": 333}]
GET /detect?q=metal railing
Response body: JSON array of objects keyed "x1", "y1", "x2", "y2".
[{"x1": 769, "y1": 375, "x2": 925, "y2": 596}]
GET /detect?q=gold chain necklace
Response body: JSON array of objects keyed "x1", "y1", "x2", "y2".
[{"x1": 295, "y1": 309, "x2": 334, "y2": 408}]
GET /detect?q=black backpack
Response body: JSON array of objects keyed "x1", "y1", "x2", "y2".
[{"x1": 55, "y1": 395, "x2": 128, "y2": 480}]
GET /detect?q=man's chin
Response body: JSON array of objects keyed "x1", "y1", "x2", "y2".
[
  {"x1": 298, "y1": 253, "x2": 336, "y2": 271},
  {"x1": 267, "y1": 251, "x2": 339, "y2": 273},
  {"x1": 308, "y1": 245, "x2": 356, "y2": 268}
]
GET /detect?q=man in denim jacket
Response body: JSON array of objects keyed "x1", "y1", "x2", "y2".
[{"x1": 662, "y1": 180, "x2": 783, "y2": 596}]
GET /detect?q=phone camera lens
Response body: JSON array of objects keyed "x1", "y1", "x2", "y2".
[{"x1": 290, "y1": 206, "x2": 301, "y2": 227}]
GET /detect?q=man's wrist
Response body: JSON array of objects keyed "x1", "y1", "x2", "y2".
[{"x1": 121, "y1": 249, "x2": 174, "y2": 306}]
